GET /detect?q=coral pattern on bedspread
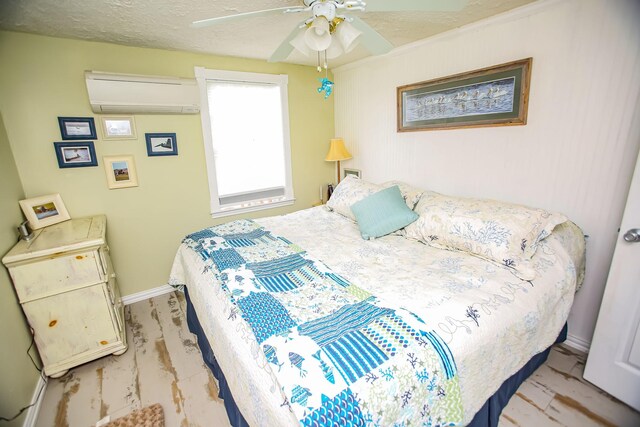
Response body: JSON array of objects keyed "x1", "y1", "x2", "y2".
[{"x1": 182, "y1": 219, "x2": 464, "y2": 426}]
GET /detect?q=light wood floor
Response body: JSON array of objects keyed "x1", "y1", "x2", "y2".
[{"x1": 35, "y1": 292, "x2": 640, "y2": 427}]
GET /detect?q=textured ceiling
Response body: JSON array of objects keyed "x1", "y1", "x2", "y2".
[{"x1": 0, "y1": 0, "x2": 537, "y2": 68}]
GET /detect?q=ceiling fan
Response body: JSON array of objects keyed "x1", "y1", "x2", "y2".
[{"x1": 192, "y1": 0, "x2": 469, "y2": 65}]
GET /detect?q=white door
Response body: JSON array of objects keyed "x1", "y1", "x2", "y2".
[{"x1": 584, "y1": 150, "x2": 640, "y2": 410}]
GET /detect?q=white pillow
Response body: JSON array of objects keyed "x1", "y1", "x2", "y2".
[
  {"x1": 405, "y1": 191, "x2": 567, "y2": 280},
  {"x1": 326, "y1": 176, "x2": 382, "y2": 221},
  {"x1": 381, "y1": 181, "x2": 424, "y2": 209}
]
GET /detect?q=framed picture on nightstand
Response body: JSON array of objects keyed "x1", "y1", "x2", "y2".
[{"x1": 19, "y1": 193, "x2": 71, "y2": 230}]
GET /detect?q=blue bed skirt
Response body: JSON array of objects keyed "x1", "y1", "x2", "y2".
[{"x1": 184, "y1": 287, "x2": 567, "y2": 427}]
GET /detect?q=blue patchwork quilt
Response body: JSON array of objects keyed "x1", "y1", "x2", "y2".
[{"x1": 182, "y1": 219, "x2": 463, "y2": 426}]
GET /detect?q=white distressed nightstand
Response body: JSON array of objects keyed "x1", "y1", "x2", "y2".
[{"x1": 2, "y1": 215, "x2": 127, "y2": 378}]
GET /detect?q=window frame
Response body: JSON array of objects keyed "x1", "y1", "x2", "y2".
[{"x1": 195, "y1": 67, "x2": 295, "y2": 218}]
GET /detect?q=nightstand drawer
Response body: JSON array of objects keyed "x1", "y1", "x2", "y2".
[{"x1": 9, "y1": 249, "x2": 105, "y2": 302}]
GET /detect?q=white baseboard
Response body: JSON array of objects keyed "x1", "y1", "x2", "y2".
[
  {"x1": 22, "y1": 374, "x2": 47, "y2": 427},
  {"x1": 565, "y1": 333, "x2": 591, "y2": 354},
  {"x1": 121, "y1": 284, "x2": 176, "y2": 306}
]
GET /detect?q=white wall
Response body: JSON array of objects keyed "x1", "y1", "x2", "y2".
[{"x1": 333, "y1": 0, "x2": 640, "y2": 348}]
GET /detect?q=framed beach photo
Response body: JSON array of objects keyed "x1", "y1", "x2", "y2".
[
  {"x1": 103, "y1": 155, "x2": 139, "y2": 189},
  {"x1": 145, "y1": 133, "x2": 178, "y2": 156},
  {"x1": 100, "y1": 116, "x2": 137, "y2": 140},
  {"x1": 397, "y1": 58, "x2": 532, "y2": 132},
  {"x1": 58, "y1": 117, "x2": 97, "y2": 140},
  {"x1": 54, "y1": 141, "x2": 98, "y2": 168},
  {"x1": 19, "y1": 193, "x2": 71, "y2": 230}
]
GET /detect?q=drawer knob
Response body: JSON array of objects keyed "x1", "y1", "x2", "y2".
[
  {"x1": 49, "y1": 320, "x2": 57, "y2": 327},
  {"x1": 76, "y1": 255, "x2": 84, "y2": 260},
  {"x1": 100, "y1": 340, "x2": 109, "y2": 345}
]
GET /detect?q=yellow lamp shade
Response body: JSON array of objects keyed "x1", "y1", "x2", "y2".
[{"x1": 325, "y1": 138, "x2": 352, "y2": 161}]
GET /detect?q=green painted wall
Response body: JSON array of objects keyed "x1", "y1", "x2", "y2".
[
  {"x1": 0, "y1": 113, "x2": 39, "y2": 426},
  {"x1": 0, "y1": 31, "x2": 335, "y2": 298}
]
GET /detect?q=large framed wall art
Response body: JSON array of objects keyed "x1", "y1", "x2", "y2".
[{"x1": 397, "y1": 58, "x2": 532, "y2": 132}]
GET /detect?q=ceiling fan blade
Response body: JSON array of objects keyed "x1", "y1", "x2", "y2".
[
  {"x1": 364, "y1": 0, "x2": 468, "y2": 12},
  {"x1": 268, "y1": 25, "x2": 306, "y2": 63},
  {"x1": 192, "y1": 6, "x2": 305, "y2": 28},
  {"x1": 349, "y1": 16, "x2": 394, "y2": 56}
]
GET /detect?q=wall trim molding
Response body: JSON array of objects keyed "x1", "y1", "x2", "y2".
[
  {"x1": 565, "y1": 333, "x2": 591, "y2": 354},
  {"x1": 334, "y1": 0, "x2": 564, "y2": 73},
  {"x1": 121, "y1": 284, "x2": 175, "y2": 306},
  {"x1": 22, "y1": 374, "x2": 47, "y2": 427}
]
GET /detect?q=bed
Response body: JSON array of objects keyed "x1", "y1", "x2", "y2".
[{"x1": 169, "y1": 178, "x2": 585, "y2": 427}]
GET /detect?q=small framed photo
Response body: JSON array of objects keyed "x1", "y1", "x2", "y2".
[
  {"x1": 19, "y1": 193, "x2": 71, "y2": 230},
  {"x1": 145, "y1": 133, "x2": 178, "y2": 156},
  {"x1": 343, "y1": 168, "x2": 361, "y2": 179},
  {"x1": 100, "y1": 116, "x2": 137, "y2": 140},
  {"x1": 103, "y1": 155, "x2": 139, "y2": 189},
  {"x1": 54, "y1": 141, "x2": 98, "y2": 168},
  {"x1": 58, "y1": 117, "x2": 97, "y2": 140}
]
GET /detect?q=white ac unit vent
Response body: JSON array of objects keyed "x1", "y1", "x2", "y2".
[{"x1": 85, "y1": 71, "x2": 200, "y2": 114}]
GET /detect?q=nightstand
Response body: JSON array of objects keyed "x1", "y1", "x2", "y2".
[{"x1": 2, "y1": 215, "x2": 127, "y2": 377}]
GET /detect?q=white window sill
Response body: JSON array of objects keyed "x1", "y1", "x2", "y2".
[{"x1": 210, "y1": 198, "x2": 295, "y2": 219}]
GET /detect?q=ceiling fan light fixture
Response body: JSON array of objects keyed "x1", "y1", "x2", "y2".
[
  {"x1": 335, "y1": 20, "x2": 362, "y2": 53},
  {"x1": 325, "y1": 37, "x2": 344, "y2": 59},
  {"x1": 304, "y1": 17, "x2": 332, "y2": 51},
  {"x1": 290, "y1": 30, "x2": 312, "y2": 56}
]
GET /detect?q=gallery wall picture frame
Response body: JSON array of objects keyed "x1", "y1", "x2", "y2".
[
  {"x1": 19, "y1": 193, "x2": 71, "y2": 230},
  {"x1": 397, "y1": 58, "x2": 532, "y2": 132},
  {"x1": 343, "y1": 168, "x2": 361, "y2": 179},
  {"x1": 53, "y1": 141, "x2": 98, "y2": 168},
  {"x1": 103, "y1": 155, "x2": 139, "y2": 189},
  {"x1": 100, "y1": 116, "x2": 137, "y2": 140},
  {"x1": 58, "y1": 117, "x2": 97, "y2": 140},
  {"x1": 145, "y1": 132, "x2": 178, "y2": 156}
]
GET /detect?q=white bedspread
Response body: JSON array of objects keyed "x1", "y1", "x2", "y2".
[{"x1": 169, "y1": 206, "x2": 585, "y2": 426}]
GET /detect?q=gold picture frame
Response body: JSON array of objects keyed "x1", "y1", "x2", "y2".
[
  {"x1": 397, "y1": 58, "x2": 532, "y2": 132},
  {"x1": 103, "y1": 155, "x2": 139, "y2": 189},
  {"x1": 100, "y1": 116, "x2": 137, "y2": 140},
  {"x1": 19, "y1": 193, "x2": 71, "y2": 230}
]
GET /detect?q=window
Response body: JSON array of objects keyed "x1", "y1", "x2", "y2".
[{"x1": 195, "y1": 67, "x2": 294, "y2": 217}]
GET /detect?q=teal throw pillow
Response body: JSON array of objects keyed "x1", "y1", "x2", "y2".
[{"x1": 350, "y1": 185, "x2": 419, "y2": 240}]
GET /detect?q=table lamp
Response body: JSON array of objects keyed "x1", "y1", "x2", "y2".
[{"x1": 325, "y1": 138, "x2": 352, "y2": 184}]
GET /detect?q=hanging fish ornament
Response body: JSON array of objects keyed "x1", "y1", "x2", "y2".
[
  {"x1": 312, "y1": 350, "x2": 335, "y2": 384},
  {"x1": 290, "y1": 385, "x2": 312, "y2": 407},
  {"x1": 289, "y1": 352, "x2": 308, "y2": 377},
  {"x1": 317, "y1": 78, "x2": 334, "y2": 99},
  {"x1": 263, "y1": 344, "x2": 284, "y2": 372}
]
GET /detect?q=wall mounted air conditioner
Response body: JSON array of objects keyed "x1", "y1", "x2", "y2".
[{"x1": 85, "y1": 71, "x2": 200, "y2": 114}]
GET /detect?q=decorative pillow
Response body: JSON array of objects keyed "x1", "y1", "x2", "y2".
[
  {"x1": 405, "y1": 191, "x2": 567, "y2": 280},
  {"x1": 381, "y1": 180, "x2": 425, "y2": 209},
  {"x1": 350, "y1": 186, "x2": 419, "y2": 240},
  {"x1": 326, "y1": 175, "x2": 382, "y2": 221}
]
